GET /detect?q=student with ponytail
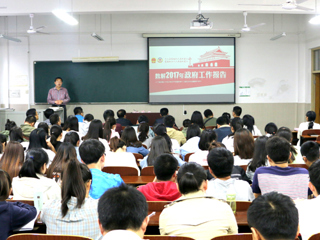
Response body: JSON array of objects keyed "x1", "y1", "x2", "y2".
[
  {"x1": 242, "y1": 114, "x2": 262, "y2": 136},
  {"x1": 50, "y1": 125, "x2": 63, "y2": 152},
  {"x1": 138, "y1": 122, "x2": 152, "y2": 148},
  {"x1": 103, "y1": 116, "x2": 120, "y2": 143},
  {"x1": 41, "y1": 159, "x2": 100, "y2": 239},
  {"x1": 0, "y1": 170, "x2": 37, "y2": 240},
  {"x1": 64, "y1": 132, "x2": 81, "y2": 162},
  {"x1": 222, "y1": 117, "x2": 243, "y2": 153},
  {"x1": 159, "y1": 162, "x2": 237, "y2": 240},
  {"x1": 12, "y1": 148, "x2": 60, "y2": 202},
  {"x1": 298, "y1": 111, "x2": 320, "y2": 145}
]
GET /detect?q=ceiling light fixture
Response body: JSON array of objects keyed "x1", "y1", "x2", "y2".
[
  {"x1": 0, "y1": 34, "x2": 21, "y2": 42},
  {"x1": 270, "y1": 32, "x2": 286, "y2": 41},
  {"x1": 91, "y1": 32, "x2": 104, "y2": 41},
  {"x1": 52, "y1": 9, "x2": 78, "y2": 25}
]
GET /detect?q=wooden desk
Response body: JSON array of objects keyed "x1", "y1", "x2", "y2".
[
  {"x1": 126, "y1": 113, "x2": 160, "y2": 126},
  {"x1": 300, "y1": 135, "x2": 318, "y2": 145},
  {"x1": 122, "y1": 176, "x2": 155, "y2": 185}
]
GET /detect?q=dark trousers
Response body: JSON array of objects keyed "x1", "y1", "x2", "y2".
[{"x1": 52, "y1": 104, "x2": 67, "y2": 124}]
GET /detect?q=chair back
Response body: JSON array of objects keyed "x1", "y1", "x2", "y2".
[
  {"x1": 239, "y1": 165, "x2": 248, "y2": 172},
  {"x1": 302, "y1": 129, "x2": 320, "y2": 136},
  {"x1": 102, "y1": 166, "x2": 138, "y2": 176},
  {"x1": 144, "y1": 236, "x2": 194, "y2": 240},
  {"x1": 141, "y1": 166, "x2": 155, "y2": 176},
  {"x1": 289, "y1": 164, "x2": 308, "y2": 170},
  {"x1": 142, "y1": 144, "x2": 148, "y2": 149},
  {"x1": 309, "y1": 233, "x2": 320, "y2": 240},
  {"x1": 6, "y1": 199, "x2": 34, "y2": 206},
  {"x1": 205, "y1": 126, "x2": 216, "y2": 130},
  {"x1": 211, "y1": 233, "x2": 252, "y2": 240},
  {"x1": 7, "y1": 234, "x2": 93, "y2": 240},
  {"x1": 203, "y1": 166, "x2": 209, "y2": 170},
  {"x1": 133, "y1": 153, "x2": 144, "y2": 165},
  {"x1": 148, "y1": 201, "x2": 171, "y2": 212},
  {"x1": 185, "y1": 153, "x2": 194, "y2": 163}
]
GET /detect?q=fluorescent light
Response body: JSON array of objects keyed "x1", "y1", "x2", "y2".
[
  {"x1": 309, "y1": 15, "x2": 320, "y2": 25},
  {"x1": 91, "y1": 33, "x2": 104, "y2": 41},
  {"x1": 270, "y1": 32, "x2": 286, "y2": 41},
  {"x1": 72, "y1": 56, "x2": 119, "y2": 62},
  {"x1": 142, "y1": 33, "x2": 241, "y2": 38},
  {"x1": 52, "y1": 9, "x2": 78, "y2": 25},
  {"x1": 0, "y1": 34, "x2": 21, "y2": 42}
]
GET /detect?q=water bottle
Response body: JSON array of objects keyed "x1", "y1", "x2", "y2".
[{"x1": 226, "y1": 184, "x2": 236, "y2": 214}]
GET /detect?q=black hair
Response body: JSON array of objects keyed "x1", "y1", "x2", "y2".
[
  {"x1": 242, "y1": 114, "x2": 255, "y2": 133},
  {"x1": 204, "y1": 109, "x2": 213, "y2": 118},
  {"x1": 138, "y1": 122, "x2": 149, "y2": 143},
  {"x1": 228, "y1": 117, "x2": 243, "y2": 137},
  {"x1": 147, "y1": 136, "x2": 171, "y2": 166},
  {"x1": 28, "y1": 129, "x2": 49, "y2": 150},
  {"x1": 64, "y1": 132, "x2": 80, "y2": 147},
  {"x1": 216, "y1": 116, "x2": 228, "y2": 126},
  {"x1": 19, "y1": 148, "x2": 49, "y2": 179},
  {"x1": 98, "y1": 184, "x2": 148, "y2": 232},
  {"x1": 306, "y1": 111, "x2": 317, "y2": 129},
  {"x1": 84, "y1": 114, "x2": 94, "y2": 122},
  {"x1": 300, "y1": 141, "x2": 320, "y2": 162},
  {"x1": 154, "y1": 153, "x2": 178, "y2": 181},
  {"x1": 79, "y1": 139, "x2": 105, "y2": 165},
  {"x1": 183, "y1": 119, "x2": 191, "y2": 128},
  {"x1": 5, "y1": 119, "x2": 16, "y2": 131},
  {"x1": 264, "y1": 122, "x2": 278, "y2": 135},
  {"x1": 117, "y1": 109, "x2": 126, "y2": 118},
  {"x1": 25, "y1": 115, "x2": 36, "y2": 124},
  {"x1": 0, "y1": 170, "x2": 11, "y2": 201},
  {"x1": 44, "y1": 109, "x2": 54, "y2": 119},
  {"x1": 207, "y1": 147, "x2": 234, "y2": 178},
  {"x1": 186, "y1": 124, "x2": 201, "y2": 140},
  {"x1": 103, "y1": 110, "x2": 114, "y2": 121},
  {"x1": 38, "y1": 122, "x2": 49, "y2": 135},
  {"x1": 153, "y1": 124, "x2": 172, "y2": 151},
  {"x1": 121, "y1": 126, "x2": 142, "y2": 148},
  {"x1": 9, "y1": 127, "x2": 24, "y2": 143},
  {"x1": 222, "y1": 112, "x2": 231, "y2": 124},
  {"x1": 61, "y1": 159, "x2": 91, "y2": 217},
  {"x1": 247, "y1": 192, "x2": 298, "y2": 240},
  {"x1": 276, "y1": 127, "x2": 297, "y2": 162},
  {"x1": 198, "y1": 129, "x2": 217, "y2": 151},
  {"x1": 160, "y1": 108, "x2": 169, "y2": 116},
  {"x1": 83, "y1": 119, "x2": 103, "y2": 141},
  {"x1": 164, "y1": 115, "x2": 175, "y2": 128},
  {"x1": 50, "y1": 125, "x2": 63, "y2": 148},
  {"x1": 177, "y1": 162, "x2": 207, "y2": 195},
  {"x1": 138, "y1": 115, "x2": 149, "y2": 123},
  {"x1": 266, "y1": 136, "x2": 291, "y2": 163},
  {"x1": 309, "y1": 160, "x2": 320, "y2": 194},
  {"x1": 63, "y1": 115, "x2": 79, "y2": 131},
  {"x1": 232, "y1": 106, "x2": 242, "y2": 117},
  {"x1": 0, "y1": 134, "x2": 6, "y2": 154},
  {"x1": 191, "y1": 111, "x2": 204, "y2": 129},
  {"x1": 26, "y1": 108, "x2": 36, "y2": 117},
  {"x1": 103, "y1": 117, "x2": 116, "y2": 142},
  {"x1": 50, "y1": 113, "x2": 60, "y2": 125},
  {"x1": 55, "y1": 77, "x2": 63, "y2": 82},
  {"x1": 73, "y1": 107, "x2": 83, "y2": 115},
  {"x1": 248, "y1": 136, "x2": 269, "y2": 173}
]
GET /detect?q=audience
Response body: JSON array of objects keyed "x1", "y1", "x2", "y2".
[
  {"x1": 20, "y1": 115, "x2": 36, "y2": 139},
  {"x1": 62, "y1": 115, "x2": 80, "y2": 141},
  {"x1": 44, "y1": 108, "x2": 54, "y2": 126},
  {"x1": 121, "y1": 126, "x2": 149, "y2": 157},
  {"x1": 248, "y1": 192, "x2": 299, "y2": 240},
  {"x1": 214, "y1": 116, "x2": 232, "y2": 142},
  {"x1": 298, "y1": 110, "x2": 320, "y2": 143},
  {"x1": 0, "y1": 134, "x2": 6, "y2": 157},
  {"x1": 64, "y1": 131, "x2": 81, "y2": 162},
  {"x1": 203, "y1": 109, "x2": 217, "y2": 127},
  {"x1": 154, "y1": 107, "x2": 169, "y2": 125},
  {"x1": 79, "y1": 139, "x2": 123, "y2": 199},
  {"x1": 41, "y1": 159, "x2": 100, "y2": 239},
  {"x1": 38, "y1": 122, "x2": 49, "y2": 136},
  {"x1": 264, "y1": 122, "x2": 278, "y2": 137},
  {"x1": 300, "y1": 141, "x2": 319, "y2": 167},
  {"x1": 233, "y1": 129, "x2": 254, "y2": 165},
  {"x1": 0, "y1": 119, "x2": 16, "y2": 140},
  {"x1": 12, "y1": 148, "x2": 61, "y2": 202},
  {"x1": 50, "y1": 125, "x2": 63, "y2": 152},
  {"x1": 222, "y1": 117, "x2": 243, "y2": 153},
  {"x1": 103, "y1": 109, "x2": 121, "y2": 135},
  {"x1": 116, "y1": 109, "x2": 133, "y2": 126},
  {"x1": 0, "y1": 170, "x2": 37, "y2": 240},
  {"x1": 9, "y1": 127, "x2": 28, "y2": 149},
  {"x1": 103, "y1": 116, "x2": 120, "y2": 143},
  {"x1": 181, "y1": 119, "x2": 191, "y2": 137},
  {"x1": 49, "y1": 113, "x2": 61, "y2": 126},
  {"x1": 243, "y1": 114, "x2": 262, "y2": 136},
  {"x1": 138, "y1": 153, "x2": 181, "y2": 201},
  {"x1": 153, "y1": 123, "x2": 179, "y2": 154},
  {"x1": 180, "y1": 124, "x2": 201, "y2": 159},
  {"x1": 159, "y1": 162, "x2": 238, "y2": 240},
  {"x1": 26, "y1": 108, "x2": 39, "y2": 128},
  {"x1": 206, "y1": 147, "x2": 254, "y2": 201},
  {"x1": 97, "y1": 184, "x2": 149, "y2": 240},
  {"x1": 74, "y1": 107, "x2": 84, "y2": 122},
  {"x1": 232, "y1": 106, "x2": 242, "y2": 118},
  {"x1": 79, "y1": 113, "x2": 94, "y2": 136},
  {"x1": 137, "y1": 122, "x2": 152, "y2": 148},
  {"x1": 164, "y1": 115, "x2": 186, "y2": 145},
  {"x1": 252, "y1": 136, "x2": 309, "y2": 199},
  {"x1": 191, "y1": 111, "x2": 205, "y2": 129}
]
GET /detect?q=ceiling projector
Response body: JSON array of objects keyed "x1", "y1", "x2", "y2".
[{"x1": 190, "y1": 14, "x2": 213, "y2": 29}]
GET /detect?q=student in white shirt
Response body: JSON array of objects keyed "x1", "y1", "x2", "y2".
[
  {"x1": 79, "y1": 114, "x2": 94, "y2": 137},
  {"x1": 242, "y1": 114, "x2": 262, "y2": 136},
  {"x1": 298, "y1": 110, "x2": 320, "y2": 145},
  {"x1": 61, "y1": 115, "x2": 82, "y2": 142},
  {"x1": 103, "y1": 116, "x2": 120, "y2": 144},
  {"x1": 222, "y1": 117, "x2": 243, "y2": 153},
  {"x1": 137, "y1": 122, "x2": 153, "y2": 149},
  {"x1": 233, "y1": 128, "x2": 254, "y2": 166},
  {"x1": 180, "y1": 124, "x2": 201, "y2": 160},
  {"x1": 264, "y1": 122, "x2": 278, "y2": 137}
]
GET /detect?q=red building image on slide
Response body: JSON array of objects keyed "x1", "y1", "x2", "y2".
[{"x1": 189, "y1": 47, "x2": 231, "y2": 68}]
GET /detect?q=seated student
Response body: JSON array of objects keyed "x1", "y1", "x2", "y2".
[
  {"x1": 203, "y1": 109, "x2": 217, "y2": 127},
  {"x1": 214, "y1": 116, "x2": 232, "y2": 142},
  {"x1": 0, "y1": 134, "x2": 6, "y2": 159},
  {"x1": 41, "y1": 159, "x2": 100, "y2": 239},
  {"x1": 159, "y1": 162, "x2": 238, "y2": 240},
  {"x1": 103, "y1": 116, "x2": 120, "y2": 143},
  {"x1": 0, "y1": 141, "x2": 24, "y2": 181},
  {"x1": 138, "y1": 154, "x2": 180, "y2": 201},
  {"x1": 105, "y1": 137, "x2": 140, "y2": 175},
  {"x1": 0, "y1": 119, "x2": 16, "y2": 140},
  {"x1": 181, "y1": 119, "x2": 191, "y2": 138},
  {"x1": 12, "y1": 148, "x2": 61, "y2": 202},
  {"x1": 248, "y1": 192, "x2": 299, "y2": 240},
  {"x1": 264, "y1": 122, "x2": 278, "y2": 137},
  {"x1": 246, "y1": 136, "x2": 269, "y2": 181},
  {"x1": 9, "y1": 127, "x2": 29, "y2": 149},
  {"x1": 232, "y1": 106, "x2": 242, "y2": 118},
  {"x1": 98, "y1": 184, "x2": 149, "y2": 240},
  {"x1": 206, "y1": 147, "x2": 254, "y2": 201},
  {"x1": 44, "y1": 108, "x2": 54, "y2": 126},
  {"x1": 79, "y1": 113, "x2": 94, "y2": 137},
  {"x1": 137, "y1": 122, "x2": 153, "y2": 149},
  {"x1": 38, "y1": 122, "x2": 49, "y2": 136},
  {"x1": 233, "y1": 129, "x2": 254, "y2": 166},
  {"x1": 73, "y1": 106, "x2": 84, "y2": 123},
  {"x1": 49, "y1": 113, "x2": 61, "y2": 126},
  {"x1": 298, "y1": 110, "x2": 320, "y2": 143},
  {"x1": 153, "y1": 123, "x2": 180, "y2": 154},
  {"x1": 222, "y1": 117, "x2": 243, "y2": 153},
  {"x1": 64, "y1": 132, "x2": 81, "y2": 162},
  {"x1": 154, "y1": 107, "x2": 169, "y2": 125},
  {"x1": 164, "y1": 115, "x2": 186, "y2": 145},
  {"x1": 26, "y1": 108, "x2": 39, "y2": 128},
  {"x1": 133, "y1": 115, "x2": 155, "y2": 139},
  {"x1": 180, "y1": 124, "x2": 201, "y2": 159},
  {"x1": 252, "y1": 136, "x2": 309, "y2": 199},
  {"x1": 50, "y1": 125, "x2": 63, "y2": 152},
  {"x1": 121, "y1": 126, "x2": 149, "y2": 157},
  {"x1": 103, "y1": 109, "x2": 121, "y2": 135},
  {"x1": 0, "y1": 170, "x2": 37, "y2": 240},
  {"x1": 300, "y1": 141, "x2": 319, "y2": 167},
  {"x1": 61, "y1": 115, "x2": 81, "y2": 141},
  {"x1": 191, "y1": 111, "x2": 205, "y2": 130},
  {"x1": 242, "y1": 114, "x2": 262, "y2": 136},
  {"x1": 222, "y1": 112, "x2": 231, "y2": 123},
  {"x1": 20, "y1": 115, "x2": 36, "y2": 139},
  {"x1": 116, "y1": 109, "x2": 133, "y2": 126},
  {"x1": 296, "y1": 160, "x2": 320, "y2": 240},
  {"x1": 189, "y1": 129, "x2": 217, "y2": 166},
  {"x1": 79, "y1": 139, "x2": 123, "y2": 199},
  {"x1": 140, "y1": 136, "x2": 185, "y2": 169}
]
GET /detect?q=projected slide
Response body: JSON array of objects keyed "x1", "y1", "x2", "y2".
[{"x1": 149, "y1": 38, "x2": 235, "y2": 103}]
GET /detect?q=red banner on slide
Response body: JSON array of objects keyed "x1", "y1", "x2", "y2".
[{"x1": 149, "y1": 67, "x2": 234, "y2": 93}]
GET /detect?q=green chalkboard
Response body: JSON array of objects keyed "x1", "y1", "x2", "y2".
[{"x1": 34, "y1": 61, "x2": 149, "y2": 103}]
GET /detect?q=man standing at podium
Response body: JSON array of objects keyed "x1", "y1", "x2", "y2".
[{"x1": 47, "y1": 77, "x2": 70, "y2": 123}]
